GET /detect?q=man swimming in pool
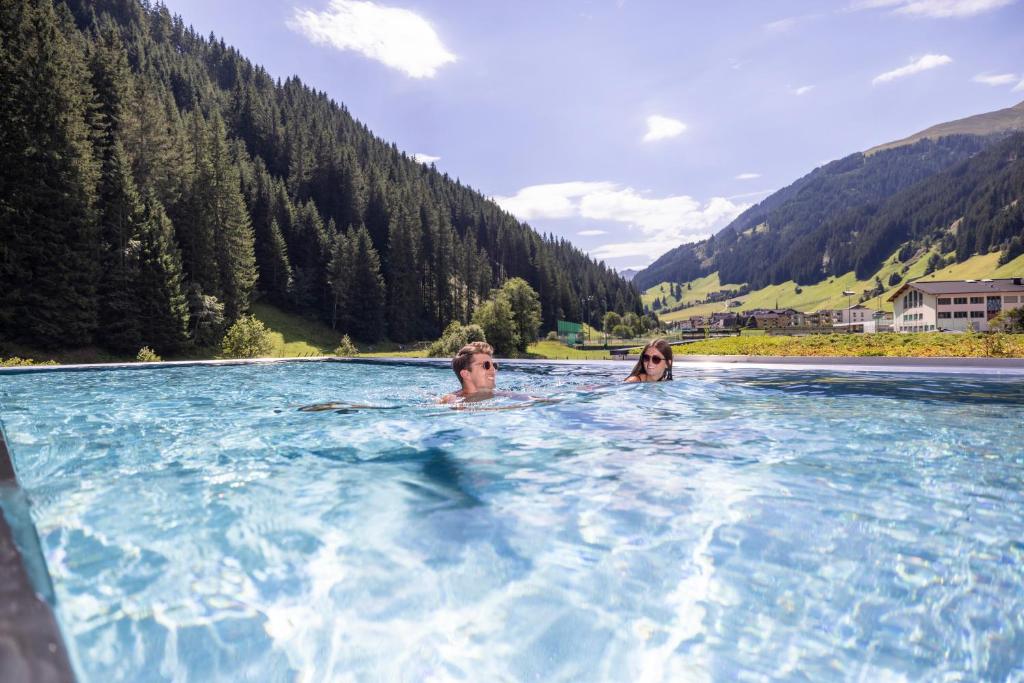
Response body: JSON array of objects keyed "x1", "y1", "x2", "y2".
[{"x1": 439, "y1": 341, "x2": 499, "y2": 404}]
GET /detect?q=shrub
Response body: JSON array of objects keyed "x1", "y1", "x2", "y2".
[
  {"x1": 221, "y1": 316, "x2": 275, "y2": 358},
  {"x1": 1, "y1": 357, "x2": 57, "y2": 367},
  {"x1": 333, "y1": 334, "x2": 358, "y2": 357},
  {"x1": 472, "y1": 297, "x2": 519, "y2": 356},
  {"x1": 136, "y1": 347, "x2": 161, "y2": 362},
  {"x1": 611, "y1": 323, "x2": 632, "y2": 339},
  {"x1": 188, "y1": 285, "x2": 226, "y2": 347},
  {"x1": 427, "y1": 321, "x2": 488, "y2": 357},
  {"x1": 546, "y1": 331, "x2": 559, "y2": 341},
  {"x1": 498, "y1": 278, "x2": 542, "y2": 351}
]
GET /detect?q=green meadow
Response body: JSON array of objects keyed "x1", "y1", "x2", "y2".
[{"x1": 645, "y1": 250, "x2": 1024, "y2": 323}]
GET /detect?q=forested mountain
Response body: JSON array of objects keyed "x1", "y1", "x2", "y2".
[
  {"x1": 0, "y1": 0, "x2": 640, "y2": 353},
  {"x1": 634, "y1": 120, "x2": 1024, "y2": 292}
]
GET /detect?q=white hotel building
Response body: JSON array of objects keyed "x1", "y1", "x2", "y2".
[{"x1": 888, "y1": 278, "x2": 1024, "y2": 332}]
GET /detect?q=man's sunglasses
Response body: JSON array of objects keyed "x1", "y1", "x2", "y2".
[
  {"x1": 476, "y1": 360, "x2": 499, "y2": 370},
  {"x1": 642, "y1": 354, "x2": 664, "y2": 365}
]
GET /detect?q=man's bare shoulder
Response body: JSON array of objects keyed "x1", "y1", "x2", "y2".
[{"x1": 438, "y1": 391, "x2": 462, "y2": 404}]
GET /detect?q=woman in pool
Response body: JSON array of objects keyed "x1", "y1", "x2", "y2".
[{"x1": 625, "y1": 339, "x2": 674, "y2": 383}]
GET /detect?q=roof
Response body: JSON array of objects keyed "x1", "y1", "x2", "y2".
[{"x1": 887, "y1": 277, "x2": 1024, "y2": 302}]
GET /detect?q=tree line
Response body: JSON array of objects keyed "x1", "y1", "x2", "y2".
[{"x1": 0, "y1": 0, "x2": 640, "y2": 354}]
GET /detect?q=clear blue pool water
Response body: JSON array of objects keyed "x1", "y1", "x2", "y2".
[{"x1": 1, "y1": 359, "x2": 1023, "y2": 682}]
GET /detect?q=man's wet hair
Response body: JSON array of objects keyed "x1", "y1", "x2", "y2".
[{"x1": 452, "y1": 341, "x2": 494, "y2": 380}]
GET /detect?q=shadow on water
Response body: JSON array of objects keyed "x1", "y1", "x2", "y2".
[{"x1": 372, "y1": 446, "x2": 483, "y2": 509}]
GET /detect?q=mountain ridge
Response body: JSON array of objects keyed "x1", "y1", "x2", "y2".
[
  {"x1": 866, "y1": 99, "x2": 1024, "y2": 155},
  {"x1": 634, "y1": 100, "x2": 1024, "y2": 295}
]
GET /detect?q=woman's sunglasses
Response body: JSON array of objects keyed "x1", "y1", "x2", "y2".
[
  {"x1": 642, "y1": 354, "x2": 664, "y2": 365},
  {"x1": 477, "y1": 360, "x2": 499, "y2": 370}
]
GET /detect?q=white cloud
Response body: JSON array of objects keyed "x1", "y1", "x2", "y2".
[
  {"x1": 849, "y1": 0, "x2": 1015, "y2": 17},
  {"x1": 1014, "y1": 79, "x2": 1024, "y2": 92},
  {"x1": 792, "y1": 85, "x2": 815, "y2": 95},
  {"x1": 494, "y1": 181, "x2": 749, "y2": 263},
  {"x1": 287, "y1": 0, "x2": 456, "y2": 78},
  {"x1": 492, "y1": 181, "x2": 615, "y2": 221},
  {"x1": 972, "y1": 73, "x2": 1018, "y2": 86},
  {"x1": 643, "y1": 115, "x2": 687, "y2": 142},
  {"x1": 735, "y1": 172, "x2": 761, "y2": 180},
  {"x1": 413, "y1": 153, "x2": 440, "y2": 164},
  {"x1": 764, "y1": 17, "x2": 798, "y2": 32},
  {"x1": 727, "y1": 188, "x2": 776, "y2": 201},
  {"x1": 872, "y1": 54, "x2": 952, "y2": 84},
  {"x1": 578, "y1": 229, "x2": 607, "y2": 236}
]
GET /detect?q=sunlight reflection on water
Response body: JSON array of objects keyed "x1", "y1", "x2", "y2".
[{"x1": 1, "y1": 360, "x2": 1023, "y2": 682}]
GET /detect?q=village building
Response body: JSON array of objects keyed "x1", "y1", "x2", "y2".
[
  {"x1": 805, "y1": 310, "x2": 839, "y2": 327},
  {"x1": 834, "y1": 304, "x2": 873, "y2": 326},
  {"x1": 887, "y1": 278, "x2": 1024, "y2": 332},
  {"x1": 742, "y1": 309, "x2": 795, "y2": 329},
  {"x1": 709, "y1": 312, "x2": 743, "y2": 329}
]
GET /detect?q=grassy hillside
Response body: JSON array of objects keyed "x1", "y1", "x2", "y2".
[
  {"x1": 867, "y1": 100, "x2": 1024, "y2": 155},
  {"x1": 650, "y1": 250, "x2": 1024, "y2": 322},
  {"x1": 250, "y1": 303, "x2": 342, "y2": 356},
  {"x1": 642, "y1": 273, "x2": 732, "y2": 309}
]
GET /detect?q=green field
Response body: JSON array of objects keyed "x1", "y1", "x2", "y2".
[
  {"x1": 642, "y1": 272, "x2": 732, "y2": 309},
  {"x1": 650, "y1": 250, "x2": 1024, "y2": 323},
  {"x1": 672, "y1": 332, "x2": 1024, "y2": 357},
  {"x1": 250, "y1": 302, "x2": 341, "y2": 356},
  {"x1": 526, "y1": 341, "x2": 614, "y2": 360}
]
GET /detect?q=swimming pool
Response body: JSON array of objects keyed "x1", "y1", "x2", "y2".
[{"x1": 1, "y1": 359, "x2": 1023, "y2": 681}]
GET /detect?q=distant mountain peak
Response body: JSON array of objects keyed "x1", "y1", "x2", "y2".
[{"x1": 867, "y1": 99, "x2": 1024, "y2": 155}]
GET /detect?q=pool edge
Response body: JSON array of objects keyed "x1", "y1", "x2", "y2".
[
  {"x1": 0, "y1": 430, "x2": 77, "y2": 683},
  {"x1": 2, "y1": 354, "x2": 1024, "y2": 375}
]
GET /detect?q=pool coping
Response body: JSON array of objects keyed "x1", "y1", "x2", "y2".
[
  {"x1": 2, "y1": 354, "x2": 1024, "y2": 375},
  {"x1": 0, "y1": 429, "x2": 76, "y2": 683}
]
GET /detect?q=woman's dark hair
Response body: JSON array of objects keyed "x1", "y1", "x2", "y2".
[{"x1": 626, "y1": 339, "x2": 674, "y2": 382}]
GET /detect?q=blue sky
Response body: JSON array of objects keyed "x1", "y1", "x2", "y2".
[{"x1": 161, "y1": 0, "x2": 1024, "y2": 271}]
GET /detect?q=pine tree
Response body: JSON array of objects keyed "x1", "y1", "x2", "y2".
[
  {"x1": 364, "y1": 170, "x2": 391, "y2": 257},
  {"x1": 178, "y1": 108, "x2": 220, "y2": 293},
  {"x1": 242, "y1": 161, "x2": 292, "y2": 303},
  {"x1": 0, "y1": 0, "x2": 100, "y2": 347},
  {"x1": 206, "y1": 111, "x2": 257, "y2": 320},
  {"x1": 96, "y1": 140, "x2": 145, "y2": 352},
  {"x1": 327, "y1": 230, "x2": 353, "y2": 331},
  {"x1": 386, "y1": 203, "x2": 421, "y2": 342},
  {"x1": 288, "y1": 199, "x2": 331, "y2": 314},
  {"x1": 135, "y1": 192, "x2": 189, "y2": 352},
  {"x1": 348, "y1": 226, "x2": 386, "y2": 341}
]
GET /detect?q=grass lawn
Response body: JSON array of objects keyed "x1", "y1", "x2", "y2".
[
  {"x1": 526, "y1": 340, "x2": 614, "y2": 360},
  {"x1": 251, "y1": 303, "x2": 430, "y2": 357},
  {"x1": 359, "y1": 349, "x2": 429, "y2": 358},
  {"x1": 673, "y1": 332, "x2": 1024, "y2": 357},
  {"x1": 250, "y1": 302, "x2": 341, "y2": 356}
]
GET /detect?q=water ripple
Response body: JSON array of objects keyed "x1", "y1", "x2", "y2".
[{"x1": 1, "y1": 361, "x2": 1023, "y2": 682}]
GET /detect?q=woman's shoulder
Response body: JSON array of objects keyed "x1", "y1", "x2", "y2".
[{"x1": 624, "y1": 374, "x2": 644, "y2": 383}]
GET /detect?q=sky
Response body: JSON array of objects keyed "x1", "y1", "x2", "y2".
[{"x1": 160, "y1": 0, "x2": 1024, "y2": 272}]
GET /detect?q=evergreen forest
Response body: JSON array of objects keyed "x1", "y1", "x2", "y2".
[{"x1": 0, "y1": 0, "x2": 641, "y2": 354}]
